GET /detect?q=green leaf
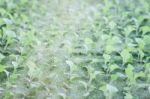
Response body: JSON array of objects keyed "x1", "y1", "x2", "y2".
[
  {"x1": 58, "y1": 93, "x2": 66, "y2": 99},
  {"x1": 134, "y1": 71, "x2": 145, "y2": 80},
  {"x1": 4, "y1": 70, "x2": 9, "y2": 77},
  {"x1": 143, "y1": 35, "x2": 150, "y2": 44},
  {"x1": 66, "y1": 60, "x2": 77, "y2": 73},
  {"x1": 90, "y1": 71, "x2": 100, "y2": 80},
  {"x1": 140, "y1": 26, "x2": 150, "y2": 35},
  {"x1": 99, "y1": 85, "x2": 106, "y2": 92},
  {"x1": 103, "y1": 54, "x2": 111, "y2": 64},
  {"x1": 85, "y1": 38, "x2": 93, "y2": 45},
  {"x1": 143, "y1": 35, "x2": 150, "y2": 52},
  {"x1": 106, "y1": 84, "x2": 118, "y2": 93},
  {"x1": 105, "y1": 45, "x2": 113, "y2": 54},
  {"x1": 120, "y1": 49, "x2": 133, "y2": 64},
  {"x1": 125, "y1": 64, "x2": 134, "y2": 77},
  {"x1": 124, "y1": 92, "x2": 133, "y2": 99},
  {"x1": 87, "y1": 66, "x2": 100, "y2": 81},
  {"x1": 135, "y1": 38, "x2": 145, "y2": 49},
  {"x1": 111, "y1": 74, "x2": 118, "y2": 81},
  {"x1": 117, "y1": 72, "x2": 126, "y2": 79},
  {"x1": 145, "y1": 63, "x2": 150, "y2": 70},
  {"x1": 124, "y1": 26, "x2": 135, "y2": 36},
  {"x1": 70, "y1": 74, "x2": 80, "y2": 81},
  {"x1": 85, "y1": 38, "x2": 94, "y2": 49},
  {"x1": 109, "y1": 64, "x2": 119, "y2": 72},
  {"x1": 23, "y1": 31, "x2": 35, "y2": 46},
  {"x1": 5, "y1": 30, "x2": 16, "y2": 38},
  {"x1": 79, "y1": 81, "x2": 88, "y2": 89},
  {"x1": 125, "y1": 64, "x2": 135, "y2": 84},
  {"x1": 3, "y1": 18, "x2": 12, "y2": 25}
]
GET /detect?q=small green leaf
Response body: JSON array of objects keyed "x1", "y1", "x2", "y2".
[
  {"x1": 105, "y1": 45, "x2": 113, "y2": 54},
  {"x1": 85, "y1": 38, "x2": 93, "y2": 45},
  {"x1": 66, "y1": 60, "x2": 77, "y2": 73},
  {"x1": 134, "y1": 71, "x2": 145, "y2": 80},
  {"x1": 79, "y1": 81, "x2": 88, "y2": 89},
  {"x1": 125, "y1": 64, "x2": 135, "y2": 84},
  {"x1": 70, "y1": 74, "x2": 80, "y2": 81},
  {"x1": 140, "y1": 26, "x2": 150, "y2": 35},
  {"x1": 124, "y1": 92, "x2": 133, "y2": 99},
  {"x1": 124, "y1": 26, "x2": 135, "y2": 36},
  {"x1": 99, "y1": 85, "x2": 106, "y2": 92},
  {"x1": 103, "y1": 54, "x2": 111, "y2": 64},
  {"x1": 143, "y1": 35, "x2": 150, "y2": 52},
  {"x1": 125, "y1": 64, "x2": 134, "y2": 77},
  {"x1": 120, "y1": 49, "x2": 133, "y2": 64},
  {"x1": 109, "y1": 64, "x2": 119, "y2": 72},
  {"x1": 5, "y1": 30, "x2": 16, "y2": 38},
  {"x1": 58, "y1": 93, "x2": 66, "y2": 99},
  {"x1": 3, "y1": 18, "x2": 12, "y2": 25},
  {"x1": 117, "y1": 72, "x2": 126, "y2": 79},
  {"x1": 91, "y1": 71, "x2": 100, "y2": 80},
  {"x1": 143, "y1": 35, "x2": 150, "y2": 44},
  {"x1": 145, "y1": 63, "x2": 150, "y2": 70},
  {"x1": 135, "y1": 38, "x2": 145, "y2": 49},
  {"x1": 106, "y1": 84, "x2": 118, "y2": 93},
  {"x1": 111, "y1": 74, "x2": 118, "y2": 81},
  {"x1": 4, "y1": 70, "x2": 9, "y2": 77}
]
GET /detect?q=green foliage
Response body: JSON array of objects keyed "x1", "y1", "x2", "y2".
[
  {"x1": 0, "y1": 0, "x2": 150, "y2": 99},
  {"x1": 0, "y1": 0, "x2": 37, "y2": 98}
]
